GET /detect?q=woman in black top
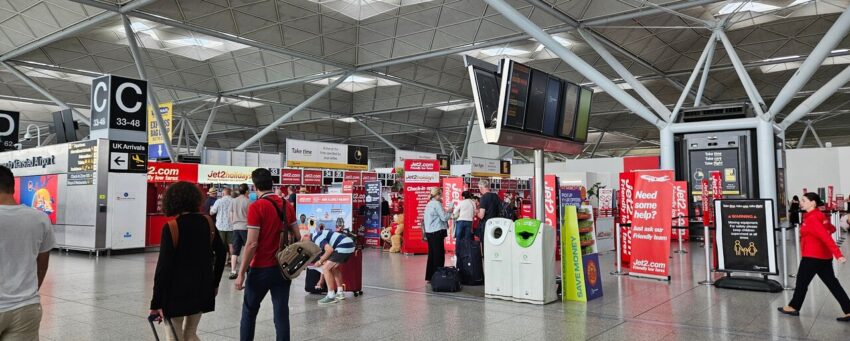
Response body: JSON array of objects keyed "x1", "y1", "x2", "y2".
[
  {"x1": 150, "y1": 181, "x2": 227, "y2": 341},
  {"x1": 790, "y1": 195, "x2": 801, "y2": 226}
]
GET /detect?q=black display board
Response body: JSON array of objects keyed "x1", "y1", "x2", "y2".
[
  {"x1": 558, "y1": 82, "x2": 579, "y2": 139},
  {"x1": 714, "y1": 199, "x2": 777, "y2": 275},
  {"x1": 523, "y1": 69, "x2": 548, "y2": 133},
  {"x1": 470, "y1": 68, "x2": 501, "y2": 128},
  {"x1": 0, "y1": 110, "x2": 19, "y2": 151},
  {"x1": 688, "y1": 148, "x2": 741, "y2": 195},
  {"x1": 541, "y1": 77, "x2": 562, "y2": 137},
  {"x1": 502, "y1": 62, "x2": 530, "y2": 129}
]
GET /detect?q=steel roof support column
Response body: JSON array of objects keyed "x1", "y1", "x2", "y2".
[
  {"x1": 795, "y1": 125, "x2": 810, "y2": 149},
  {"x1": 670, "y1": 32, "x2": 717, "y2": 122},
  {"x1": 436, "y1": 131, "x2": 446, "y2": 154},
  {"x1": 195, "y1": 96, "x2": 221, "y2": 156},
  {"x1": 717, "y1": 30, "x2": 766, "y2": 117},
  {"x1": 589, "y1": 131, "x2": 605, "y2": 158},
  {"x1": 779, "y1": 65, "x2": 850, "y2": 130},
  {"x1": 806, "y1": 121, "x2": 824, "y2": 148},
  {"x1": 0, "y1": 61, "x2": 90, "y2": 126},
  {"x1": 122, "y1": 15, "x2": 176, "y2": 162},
  {"x1": 660, "y1": 125, "x2": 674, "y2": 170},
  {"x1": 768, "y1": 6, "x2": 850, "y2": 119},
  {"x1": 355, "y1": 118, "x2": 398, "y2": 150},
  {"x1": 483, "y1": 0, "x2": 664, "y2": 128},
  {"x1": 756, "y1": 118, "x2": 778, "y2": 213},
  {"x1": 459, "y1": 111, "x2": 475, "y2": 162},
  {"x1": 236, "y1": 72, "x2": 352, "y2": 150},
  {"x1": 578, "y1": 29, "x2": 671, "y2": 120},
  {"x1": 693, "y1": 33, "x2": 716, "y2": 107}
]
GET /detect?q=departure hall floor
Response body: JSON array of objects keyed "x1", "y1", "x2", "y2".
[{"x1": 39, "y1": 239, "x2": 850, "y2": 341}]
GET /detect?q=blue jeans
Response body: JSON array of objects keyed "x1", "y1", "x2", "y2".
[
  {"x1": 455, "y1": 220, "x2": 472, "y2": 242},
  {"x1": 241, "y1": 266, "x2": 291, "y2": 341}
]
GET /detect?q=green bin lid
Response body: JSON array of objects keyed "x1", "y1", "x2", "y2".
[{"x1": 514, "y1": 219, "x2": 542, "y2": 248}]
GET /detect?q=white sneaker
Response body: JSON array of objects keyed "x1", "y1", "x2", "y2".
[
  {"x1": 318, "y1": 296, "x2": 339, "y2": 305},
  {"x1": 336, "y1": 291, "x2": 345, "y2": 300}
]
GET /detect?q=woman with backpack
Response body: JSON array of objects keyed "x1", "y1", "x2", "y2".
[{"x1": 150, "y1": 181, "x2": 227, "y2": 341}]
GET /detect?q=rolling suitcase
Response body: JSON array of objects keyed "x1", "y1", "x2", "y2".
[
  {"x1": 338, "y1": 249, "x2": 363, "y2": 296},
  {"x1": 431, "y1": 267, "x2": 462, "y2": 292},
  {"x1": 457, "y1": 239, "x2": 484, "y2": 286},
  {"x1": 304, "y1": 267, "x2": 327, "y2": 294},
  {"x1": 147, "y1": 314, "x2": 179, "y2": 341}
]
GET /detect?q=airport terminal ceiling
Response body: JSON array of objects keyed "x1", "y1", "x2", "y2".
[{"x1": 2, "y1": 0, "x2": 850, "y2": 165}]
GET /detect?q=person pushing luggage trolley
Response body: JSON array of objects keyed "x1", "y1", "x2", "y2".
[{"x1": 307, "y1": 229, "x2": 356, "y2": 305}]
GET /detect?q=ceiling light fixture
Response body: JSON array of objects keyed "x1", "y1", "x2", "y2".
[
  {"x1": 716, "y1": 2, "x2": 780, "y2": 15},
  {"x1": 762, "y1": 55, "x2": 800, "y2": 62},
  {"x1": 337, "y1": 117, "x2": 358, "y2": 123}
]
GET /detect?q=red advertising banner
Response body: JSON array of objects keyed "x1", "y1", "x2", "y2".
[
  {"x1": 342, "y1": 180, "x2": 354, "y2": 194},
  {"x1": 344, "y1": 171, "x2": 362, "y2": 186},
  {"x1": 701, "y1": 178, "x2": 711, "y2": 226},
  {"x1": 361, "y1": 172, "x2": 378, "y2": 183},
  {"x1": 402, "y1": 159, "x2": 440, "y2": 254},
  {"x1": 629, "y1": 170, "x2": 673, "y2": 280},
  {"x1": 352, "y1": 186, "x2": 366, "y2": 235},
  {"x1": 303, "y1": 170, "x2": 323, "y2": 185},
  {"x1": 672, "y1": 181, "x2": 690, "y2": 241},
  {"x1": 828, "y1": 185, "x2": 835, "y2": 210},
  {"x1": 618, "y1": 172, "x2": 635, "y2": 267},
  {"x1": 544, "y1": 175, "x2": 558, "y2": 228},
  {"x1": 442, "y1": 177, "x2": 466, "y2": 253},
  {"x1": 710, "y1": 171, "x2": 723, "y2": 201},
  {"x1": 147, "y1": 162, "x2": 199, "y2": 183},
  {"x1": 280, "y1": 168, "x2": 302, "y2": 185}
]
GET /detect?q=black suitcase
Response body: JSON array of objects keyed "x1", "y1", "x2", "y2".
[
  {"x1": 456, "y1": 239, "x2": 484, "y2": 286},
  {"x1": 304, "y1": 268, "x2": 327, "y2": 294},
  {"x1": 431, "y1": 267, "x2": 462, "y2": 292},
  {"x1": 147, "y1": 314, "x2": 178, "y2": 341}
]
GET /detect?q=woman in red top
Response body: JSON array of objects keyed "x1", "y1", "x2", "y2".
[{"x1": 779, "y1": 193, "x2": 850, "y2": 321}]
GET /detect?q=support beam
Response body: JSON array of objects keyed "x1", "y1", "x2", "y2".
[
  {"x1": 236, "y1": 72, "x2": 353, "y2": 150},
  {"x1": 659, "y1": 125, "x2": 674, "y2": 170},
  {"x1": 483, "y1": 0, "x2": 664, "y2": 128},
  {"x1": 122, "y1": 15, "x2": 176, "y2": 162},
  {"x1": 589, "y1": 131, "x2": 605, "y2": 158},
  {"x1": 796, "y1": 124, "x2": 810, "y2": 149},
  {"x1": 717, "y1": 30, "x2": 766, "y2": 117},
  {"x1": 460, "y1": 112, "x2": 476, "y2": 162},
  {"x1": 436, "y1": 131, "x2": 446, "y2": 155},
  {"x1": 779, "y1": 64, "x2": 850, "y2": 130},
  {"x1": 220, "y1": 71, "x2": 347, "y2": 97},
  {"x1": 1, "y1": 0, "x2": 156, "y2": 62},
  {"x1": 194, "y1": 96, "x2": 221, "y2": 156},
  {"x1": 768, "y1": 5, "x2": 850, "y2": 118},
  {"x1": 693, "y1": 33, "x2": 716, "y2": 107},
  {"x1": 499, "y1": 147, "x2": 515, "y2": 160},
  {"x1": 0, "y1": 61, "x2": 90, "y2": 125},
  {"x1": 756, "y1": 119, "x2": 778, "y2": 214},
  {"x1": 807, "y1": 121, "x2": 825, "y2": 148},
  {"x1": 355, "y1": 118, "x2": 399, "y2": 150},
  {"x1": 670, "y1": 32, "x2": 717, "y2": 122},
  {"x1": 578, "y1": 29, "x2": 671, "y2": 120}
]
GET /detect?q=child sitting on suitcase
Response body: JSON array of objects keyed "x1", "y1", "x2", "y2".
[{"x1": 308, "y1": 229, "x2": 356, "y2": 305}]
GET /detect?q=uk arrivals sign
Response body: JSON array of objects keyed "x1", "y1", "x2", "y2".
[{"x1": 628, "y1": 170, "x2": 673, "y2": 280}]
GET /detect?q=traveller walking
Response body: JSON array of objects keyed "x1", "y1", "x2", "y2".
[
  {"x1": 202, "y1": 187, "x2": 218, "y2": 215},
  {"x1": 424, "y1": 187, "x2": 450, "y2": 282},
  {"x1": 452, "y1": 191, "x2": 476, "y2": 242},
  {"x1": 150, "y1": 181, "x2": 227, "y2": 341},
  {"x1": 229, "y1": 184, "x2": 251, "y2": 280},
  {"x1": 0, "y1": 166, "x2": 55, "y2": 340},
  {"x1": 779, "y1": 192, "x2": 850, "y2": 321},
  {"x1": 211, "y1": 187, "x2": 236, "y2": 272},
  {"x1": 235, "y1": 169, "x2": 299, "y2": 341}
]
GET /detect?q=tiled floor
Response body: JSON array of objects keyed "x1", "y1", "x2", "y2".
[{"x1": 34, "y1": 237, "x2": 850, "y2": 340}]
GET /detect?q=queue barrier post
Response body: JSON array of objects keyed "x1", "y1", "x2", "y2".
[
  {"x1": 698, "y1": 223, "x2": 714, "y2": 285},
  {"x1": 611, "y1": 223, "x2": 626, "y2": 276},
  {"x1": 791, "y1": 223, "x2": 800, "y2": 278},
  {"x1": 779, "y1": 225, "x2": 793, "y2": 290}
]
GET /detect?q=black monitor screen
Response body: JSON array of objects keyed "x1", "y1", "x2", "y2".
[
  {"x1": 524, "y1": 69, "x2": 547, "y2": 133},
  {"x1": 542, "y1": 77, "x2": 561, "y2": 137},
  {"x1": 502, "y1": 62, "x2": 530, "y2": 129},
  {"x1": 559, "y1": 82, "x2": 579, "y2": 138},
  {"x1": 573, "y1": 87, "x2": 592, "y2": 142},
  {"x1": 471, "y1": 68, "x2": 501, "y2": 129}
]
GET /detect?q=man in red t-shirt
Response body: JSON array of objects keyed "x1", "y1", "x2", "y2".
[{"x1": 235, "y1": 168, "x2": 297, "y2": 341}]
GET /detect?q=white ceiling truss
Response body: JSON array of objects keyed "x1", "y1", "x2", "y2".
[{"x1": 0, "y1": 0, "x2": 849, "y2": 165}]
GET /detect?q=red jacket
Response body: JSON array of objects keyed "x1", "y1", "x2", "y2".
[{"x1": 801, "y1": 209, "x2": 843, "y2": 260}]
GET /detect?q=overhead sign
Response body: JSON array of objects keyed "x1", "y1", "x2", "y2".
[
  {"x1": 67, "y1": 140, "x2": 97, "y2": 186},
  {"x1": 714, "y1": 199, "x2": 777, "y2": 274},
  {"x1": 403, "y1": 159, "x2": 441, "y2": 184},
  {"x1": 198, "y1": 164, "x2": 255, "y2": 184},
  {"x1": 269, "y1": 167, "x2": 281, "y2": 184},
  {"x1": 437, "y1": 154, "x2": 451, "y2": 175},
  {"x1": 470, "y1": 157, "x2": 511, "y2": 178},
  {"x1": 361, "y1": 172, "x2": 378, "y2": 183},
  {"x1": 628, "y1": 170, "x2": 673, "y2": 280},
  {"x1": 280, "y1": 168, "x2": 302, "y2": 185},
  {"x1": 0, "y1": 110, "x2": 19, "y2": 151},
  {"x1": 344, "y1": 171, "x2": 362, "y2": 186},
  {"x1": 0, "y1": 144, "x2": 67, "y2": 176},
  {"x1": 395, "y1": 150, "x2": 435, "y2": 168},
  {"x1": 303, "y1": 169, "x2": 323, "y2": 185},
  {"x1": 90, "y1": 75, "x2": 147, "y2": 133},
  {"x1": 147, "y1": 162, "x2": 199, "y2": 183},
  {"x1": 148, "y1": 102, "x2": 173, "y2": 159},
  {"x1": 108, "y1": 141, "x2": 147, "y2": 173},
  {"x1": 285, "y1": 139, "x2": 368, "y2": 170}
]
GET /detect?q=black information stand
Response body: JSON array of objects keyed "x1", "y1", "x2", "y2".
[{"x1": 713, "y1": 199, "x2": 782, "y2": 293}]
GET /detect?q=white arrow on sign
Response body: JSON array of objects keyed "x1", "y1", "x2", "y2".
[{"x1": 111, "y1": 152, "x2": 128, "y2": 170}]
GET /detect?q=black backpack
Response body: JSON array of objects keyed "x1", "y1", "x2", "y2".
[{"x1": 500, "y1": 201, "x2": 516, "y2": 220}]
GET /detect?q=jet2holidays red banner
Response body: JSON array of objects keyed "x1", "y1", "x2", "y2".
[{"x1": 629, "y1": 170, "x2": 673, "y2": 280}]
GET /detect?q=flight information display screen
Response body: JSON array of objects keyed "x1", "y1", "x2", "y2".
[
  {"x1": 542, "y1": 77, "x2": 562, "y2": 137},
  {"x1": 471, "y1": 68, "x2": 501, "y2": 128},
  {"x1": 502, "y1": 62, "x2": 530, "y2": 129},
  {"x1": 559, "y1": 82, "x2": 580, "y2": 139}
]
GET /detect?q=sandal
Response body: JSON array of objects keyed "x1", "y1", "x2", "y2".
[{"x1": 777, "y1": 307, "x2": 799, "y2": 316}]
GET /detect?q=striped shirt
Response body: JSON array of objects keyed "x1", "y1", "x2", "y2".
[{"x1": 312, "y1": 230, "x2": 355, "y2": 254}]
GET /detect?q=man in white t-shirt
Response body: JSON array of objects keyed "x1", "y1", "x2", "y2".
[{"x1": 0, "y1": 165, "x2": 55, "y2": 340}]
